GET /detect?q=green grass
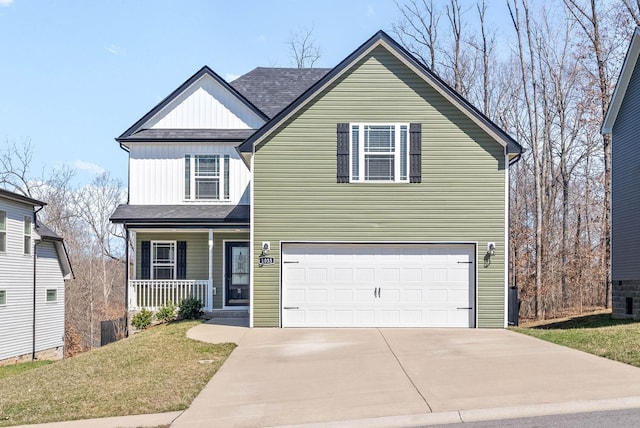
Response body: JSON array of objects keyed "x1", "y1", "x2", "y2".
[
  {"x1": 514, "y1": 312, "x2": 640, "y2": 367},
  {"x1": 0, "y1": 361, "x2": 53, "y2": 380},
  {"x1": 0, "y1": 321, "x2": 235, "y2": 427}
]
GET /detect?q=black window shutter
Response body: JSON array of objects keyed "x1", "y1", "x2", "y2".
[
  {"x1": 177, "y1": 241, "x2": 187, "y2": 279},
  {"x1": 409, "y1": 123, "x2": 422, "y2": 183},
  {"x1": 140, "y1": 241, "x2": 150, "y2": 280},
  {"x1": 337, "y1": 123, "x2": 350, "y2": 183}
]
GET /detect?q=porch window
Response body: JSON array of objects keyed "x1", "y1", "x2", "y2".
[
  {"x1": 140, "y1": 240, "x2": 187, "y2": 280},
  {"x1": 152, "y1": 241, "x2": 175, "y2": 279},
  {"x1": 184, "y1": 154, "x2": 230, "y2": 201}
]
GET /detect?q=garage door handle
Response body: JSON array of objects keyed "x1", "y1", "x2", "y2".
[
  {"x1": 283, "y1": 306, "x2": 299, "y2": 310},
  {"x1": 457, "y1": 307, "x2": 473, "y2": 310},
  {"x1": 457, "y1": 261, "x2": 473, "y2": 264}
]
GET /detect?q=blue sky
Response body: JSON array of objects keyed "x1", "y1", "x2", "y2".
[{"x1": 0, "y1": 0, "x2": 513, "y2": 186}]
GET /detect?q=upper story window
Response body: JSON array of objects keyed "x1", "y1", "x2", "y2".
[
  {"x1": 350, "y1": 124, "x2": 409, "y2": 182},
  {"x1": 152, "y1": 241, "x2": 175, "y2": 279},
  {"x1": 184, "y1": 155, "x2": 230, "y2": 201},
  {"x1": 23, "y1": 216, "x2": 31, "y2": 255},
  {"x1": 0, "y1": 211, "x2": 5, "y2": 253}
]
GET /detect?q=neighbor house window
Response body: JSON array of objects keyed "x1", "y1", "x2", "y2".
[
  {"x1": 184, "y1": 154, "x2": 231, "y2": 200},
  {"x1": 46, "y1": 289, "x2": 57, "y2": 303},
  {"x1": 152, "y1": 241, "x2": 176, "y2": 279},
  {"x1": 0, "y1": 211, "x2": 6, "y2": 253},
  {"x1": 24, "y1": 216, "x2": 32, "y2": 255},
  {"x1": 0, "y1": 290, "x2": 6, "y2": 305},
  {"x1": 350, "y1": 124, "x2": 409, "y2": 182}
]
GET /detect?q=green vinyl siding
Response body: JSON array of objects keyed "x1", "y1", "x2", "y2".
[
  {"x1": 253, "y1": 46, "x2": 507, "y2": 327},
  {"x1": 135, "y1": 230, "x2": 249, "y2": 310}
]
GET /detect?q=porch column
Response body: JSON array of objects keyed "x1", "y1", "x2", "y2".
[
  {"x1": 129, "y1": 230, "x2": 137, "y2": 310},
  {"x1": 208, "y1": 229, "x2": 214, "y2": 312}
]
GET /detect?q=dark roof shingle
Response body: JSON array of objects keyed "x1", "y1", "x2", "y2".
[
  {"x1": 110, "y1": 204, "x2": 250, "y2": 225},
  {"x1": 231, "y1": 67, "x2": 331, "y2": 118},
  {"x1": 122, "y1": 129, "x2": 255, "y2": 142}
]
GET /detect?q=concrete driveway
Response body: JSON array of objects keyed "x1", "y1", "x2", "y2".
[{"x1": 172, "y1": 327, "x2": 640, "y2": 427}]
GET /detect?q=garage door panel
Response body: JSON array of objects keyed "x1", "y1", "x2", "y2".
[
  {"x1": 355, "y1": 268, "x2": 375, "y2": 281},
  {"x1": 282, "y1": 243, "x2": 475, "y2": 328}
]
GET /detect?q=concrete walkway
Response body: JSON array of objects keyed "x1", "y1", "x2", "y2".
[{"x1": 12, "y1": 324, "x2": 640, "y2": 428}]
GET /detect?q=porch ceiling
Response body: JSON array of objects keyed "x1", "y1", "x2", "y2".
[{"x1": 110, "y1": 204, "x2": 249, "y2": 226}]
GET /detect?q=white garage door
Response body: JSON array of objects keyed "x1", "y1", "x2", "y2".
[{"x1": 282, "y1": 243, "x2": 475, "y2": 328}]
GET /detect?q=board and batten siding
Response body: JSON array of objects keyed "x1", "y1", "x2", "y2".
[
  {"x1": 135, "y1": 230, "x2": 248, "y2": 309},
  {"x1": 129, "y1": 143, "x2": 251, "y2": 205},
  {"x1": 611, "y1": 60, "x2": 640, "y2": 281},
  {"x1": 143, "y1": 74, "x2": 265, "y2": 130},
  {"x1": 253, "y1": 46, "x2": 507, "y2": 328}
]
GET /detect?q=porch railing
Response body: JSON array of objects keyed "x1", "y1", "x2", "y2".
[{"x1": 129, "y1": 280, "x2": 213, "y2": 311}]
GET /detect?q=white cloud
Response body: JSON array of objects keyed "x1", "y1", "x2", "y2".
[
  {"x1": 225, "y1": 73, "x2": 241, "y2": 82},
  {"x1": 74, "y1": 160, "x2": 105, "y2": 175},
  {"x1": 367, "y1": 4, "x2": 375, "y2": 16},
  {"x1": 254, "y1": 34, "x2": 267, "y2": 44},
  {"x1": 105, "y1": 44, "x2": 124, "y2": 56},
  {"x1": 0, "y1": 0, "x2": 14, "y2": 7}
]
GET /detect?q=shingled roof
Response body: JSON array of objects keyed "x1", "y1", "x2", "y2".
[
  {"x1": 230, "y1": 67, "x2": 331, "y2": 118},
  {"x1": 110, "y1": 204, "x2": 250, "y2": 225}
]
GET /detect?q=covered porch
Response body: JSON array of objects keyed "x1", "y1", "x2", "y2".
[{"x1": 111, "y1": 204, "x2": 250, "y2": 313}]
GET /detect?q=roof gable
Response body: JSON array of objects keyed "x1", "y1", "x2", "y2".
[
  {"x1": 118, "y1": 66, "x2": 269, "y2": 141},
  {"x1": 603, "y1": 27, "x2": 640, "y2": 134},
  {"x1": 239, "y1": 30, "x2": 522, "y2": 159}
]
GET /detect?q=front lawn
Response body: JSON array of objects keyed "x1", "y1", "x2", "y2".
[
  {"x1": 514, "y1": 312, "x2": 640, "y2": 367},
  {"x1": 0, "y1": 321, "x2": 235, "y2": 427},
  {"x1": 0, "y1": 360, "x2": 53, "y2": 381}
]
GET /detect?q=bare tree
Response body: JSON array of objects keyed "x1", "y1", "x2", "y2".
[
  {"x1": 393, "y1": 0, "x2": 441, "y2": 70},
  {"x1": 0, "y1": 140, "x2": 126, "y2": 352},
  {"x1": 288, "y1": 26, "x2": 321, "y2": 68}
]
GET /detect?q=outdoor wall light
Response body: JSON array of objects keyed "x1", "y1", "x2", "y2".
[
  {"x1": 261, "y1": 241, "x2": 270, "y2": 256},
  {"x1": 487, "y1": 242, "x2": 496, "y2": 256}
]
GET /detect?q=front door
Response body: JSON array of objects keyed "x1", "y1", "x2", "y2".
[{"x1": 225, "y1": 242, "x2": 250, "y2": 306}]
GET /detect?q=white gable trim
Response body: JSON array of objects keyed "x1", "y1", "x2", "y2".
[{"x1": 602, "y1": 27, "x2": 640, "y2": 134}]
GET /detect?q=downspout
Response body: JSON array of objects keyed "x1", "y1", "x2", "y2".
[
  {"x1": 32, "y1": 204, "x2": 44, "y2": 361},
  {"x1": 124, "y1": 225, "x2": 129, "y2": 337}
]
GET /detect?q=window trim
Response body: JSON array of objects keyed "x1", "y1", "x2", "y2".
[
  {"x1": 0, "y1": 289, "x2": 6, "y2": 306},
  {"x1": 349, "y1": 123, "x2": 410, "y2": 183},
  {"x1": 0, "y1": 211, "x2": 6, "y2": 253},
  {"x1": 151, "y1": 240, "x2": 176, "y2": 280},
  {"x1": 184, "y1": 154, "x2": 231, "y2": 201},
  {"x1": 24, "y1": 216, "x2": 32, "y2": 255},
  {"x1": 46, "y1": 289, "x2": 57, "y2": 303}
]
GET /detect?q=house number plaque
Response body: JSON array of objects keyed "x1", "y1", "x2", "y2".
[{"x1": 259, "y1": 256, "x2": 275, "y2": 265}]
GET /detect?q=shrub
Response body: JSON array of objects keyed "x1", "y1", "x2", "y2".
[
  {"x1": 131, "y1": 308, "x2": 153, "y2": 330},
  {"x1": 156, "y1": 301, "x2": 176, "y2": 324},
  {"x1": 179, "y1": 297, "x2": 204, "y2": 320}
]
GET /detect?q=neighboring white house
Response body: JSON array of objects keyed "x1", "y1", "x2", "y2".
[{"x1": 0, "y1": 188, "x2": 73, "y2": 364}]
